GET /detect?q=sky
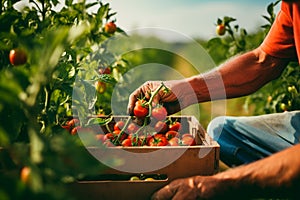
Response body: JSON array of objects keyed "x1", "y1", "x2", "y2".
[{"x1": 103, "y1": 0, "x2": 280, "y2": 41}]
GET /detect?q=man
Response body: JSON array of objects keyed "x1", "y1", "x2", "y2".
[{"x1": 127, "y1": 0, "x2": 300, "y2": 199}]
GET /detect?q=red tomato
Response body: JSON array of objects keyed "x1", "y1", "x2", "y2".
[
  {"x1": 181, "y1": 134, "x2": 196, "y2": 146},
  {"x1": 165, "y1": 130, "x2": 179, "y2": 140},
  {"x1": 104, "y1": 140, "x2": 115, "y2": 147},
  {"x1": 95, "y1": 134, "x2": 105, "y2": 142},
  {"x1": 168, "y1": 137, "x2": 180, "y2": 146},
  {"x1": 66, "y1": 118, "x2": 80, "y2": 128},
  {"x1": 139, "y1": 134, "x2": 152, "y2": 146},
  {"x1": 121, "y1": 138, "x2": 132, "y2": 147},
  {"x1": 127, "y1": 122, "x2": 139, "y2": 134},
  {"x1": 70, "y1": 126, "x2": 81, "y2": 135},
  {"x1": 9, "y1": 49, "x2": 27, "y2": 66},
  {"x1": 154, "y1": 121, "x2": 168, "y2": 133},
  {"x1": 114, "y1": 121, "x2": 125, "y2": 131},
  {"x1": 105, "y1": 21, "x2": 117, "y2": 34},
  {"x1": 151, "y1": 106, "x2": 167, "y2": 121},
  {"x1": 169, "y1": 121, "x2": 181, "y2": 132},
  {"x1": 148, "y1": 134, "x2": 168, "y2": 146},
  {"x1": 113, "y1": 130, "x2": 128, "y2": 142},
  {"x1": 98, "y1": 67, "x2": 111, "y2": 74},
  {"x1": 71, "y1": 126, "x2": 94, "y2": 135},
  {"x1": 133, "y1": 100, "x2": 149, "y2": 118},
  {"x1": 104, "y1": 132, "x2": 114, "y2": 141}
]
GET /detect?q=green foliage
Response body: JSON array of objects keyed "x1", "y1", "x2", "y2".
[{"x1": 0, "y1": 0, "x2": 127, "y2": 199}]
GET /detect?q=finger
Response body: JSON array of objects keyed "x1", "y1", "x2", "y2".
[
  {"x1": 151, "y1": 185, "x2": 174, "y2": 200},
  {"x1": 127, "y1": 91, "x2": 139, "y2": 115}
]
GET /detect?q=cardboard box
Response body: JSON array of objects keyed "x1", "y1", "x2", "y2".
[{"x1": 70, "y1": 116, "x2": 219, "y2": 200}]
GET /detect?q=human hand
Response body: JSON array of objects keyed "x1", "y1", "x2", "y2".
[
  {"x1": 151, "y1": 176, "x2": 224, "y2": 200},
  {"x1": 127, "y1": 79, "x2": 196, "y2": 115}
]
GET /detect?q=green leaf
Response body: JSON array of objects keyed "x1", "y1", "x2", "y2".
[
  {"x1": 98, "y1": 74, "x2": 117, "y2": 84},
  {"x1": 86, "y1": 116, "x2": 113, "y2": 126}
]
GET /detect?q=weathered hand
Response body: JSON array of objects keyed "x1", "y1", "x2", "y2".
[
  {"x1": 151, "y1": 176, "x2": 223, "y2": 200},
  {"x1": 127, "y1": 79, "x2": 196, "y2": 115}
]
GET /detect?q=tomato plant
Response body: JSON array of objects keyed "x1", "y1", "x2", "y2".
[{"x1": 0, "y1": 0, "x2": 128, "y2": 199}]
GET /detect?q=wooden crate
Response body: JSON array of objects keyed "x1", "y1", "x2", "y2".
[{"x1": 70, "y1": 115, "x2": 219, "y2": 200}]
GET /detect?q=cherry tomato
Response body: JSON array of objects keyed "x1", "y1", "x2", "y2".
[
  {"x1": 216, "y1": 24, "x2": 226, "y2": 36},
  {"x1": 130, "y1": 176, "x2": 140, "y2": 181},
  {"x1": 151, "y1": 106, "x2": 167, "y2": 121},
  {"x1": 144, "y1": 177, "x2": 155, "y2": 181},
  {"x1": 133, "y1": 100, "x2": 149, "y2": 118},
  {"x1": 95, "y1": 134, "x2": 105, "y2": 142},
  {"x1": 148, "y1": 134, "x2": 168, "y2": 146},
  {"x1": 154, "y1": 121, "x2": 168, "y2": 133},
  {"x1": 181, "y1": 134, "x2": 196, "y2": 146},
  {"x1": 168, "y1": 137, "x2": 180, "y2": 146},
  {"x1": 20, "y1": 166, "x2": 31, "y2": 184},
  {"x1": 121, "y1": 138, "x2": 132, "y2": 147},
  {"x1": 127, "y1": 122, "x2": 139, "y2": 134},
  {"x1": 165, "y1": 130, "x2": 179, "y2": 140},
  {"x1": 114, "y1": 121, "x2": 125, "y2": 131},
  {"x1": 104, "y1": 132, "x2": 114, "y2": 141},
  {"x1": 169, "y1": 121, "x2": 181, "y2": 132},
  {"x1": 105, "y1": 21, "x2": 117, "y2": 34},
  {"x1": 98, "y1": 67, "x2": 111, "y2": 74},
  {"x1": 95, "y1": 81, "x2": 106, "y2": 94},
  {"x1": 113, "y1": 130, "x2": 128, "y2": 143},
  {"x1": 70, "y1": 126, "x2": 81, "y2": 135},
  {"x1": 139, "y1": 134, "x2": 152, "y2": 146},
  {"x1": 71, "y1": 126, "x2": 94, "y2": 135},
  {"x1": 104, "y1": 140, "x2": 115, "y2": 147},
  {"x1": 9, "y1": 49, "x2": 27, "y2": 66},
  {"x1": 66, "y1": 118, "x2": 80, "y2": 128}
]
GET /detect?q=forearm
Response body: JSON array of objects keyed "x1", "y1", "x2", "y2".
[
  {"x1": 185, "y1": 47, "x2": 289, "y2": 104},
  {"x1": 211, "y1": 144, "x2": 300, "y2": 198}
]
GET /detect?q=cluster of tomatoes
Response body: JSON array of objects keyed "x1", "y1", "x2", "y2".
[
  {"x1": 95, "y1": 117, "x2": 196, "y2": 147},
  {"x1": 62, "y1": 115, "x2": 197, "y2": 147}
]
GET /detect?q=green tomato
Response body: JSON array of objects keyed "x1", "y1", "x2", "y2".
[{"x1": 130, "y1": 176, "x2": 140, "y2": 181}]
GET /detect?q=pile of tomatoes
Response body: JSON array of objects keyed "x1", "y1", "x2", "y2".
[{"x1": 63, "y1": 115, "x2": 197, "y2": 147}]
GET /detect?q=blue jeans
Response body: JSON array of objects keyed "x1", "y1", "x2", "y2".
[{"x1": 207, "y1": 111, "x2": 300, "y2": 167}]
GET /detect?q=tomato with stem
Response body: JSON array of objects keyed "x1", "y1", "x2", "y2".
[
  {"x1": 169, "y1": 121, "x2": 181, "y2": 132},
  {"x1": 148, "y1": 134, "x2": 168, "y2": 146},
  {"x1": 165, "y1": 130, "x2": 179, "y2": 140},
  {"x1": 133, "y1": 99, "x2": 149, "y2": 118}
]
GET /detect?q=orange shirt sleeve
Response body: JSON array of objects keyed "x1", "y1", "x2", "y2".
[{"x1": 260, "y1": 2, "x2": 297, "y2": 60}]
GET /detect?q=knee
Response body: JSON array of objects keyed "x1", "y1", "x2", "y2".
[{"x1": 207, "y1": 116, "x2": 227, "y2": 141}]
